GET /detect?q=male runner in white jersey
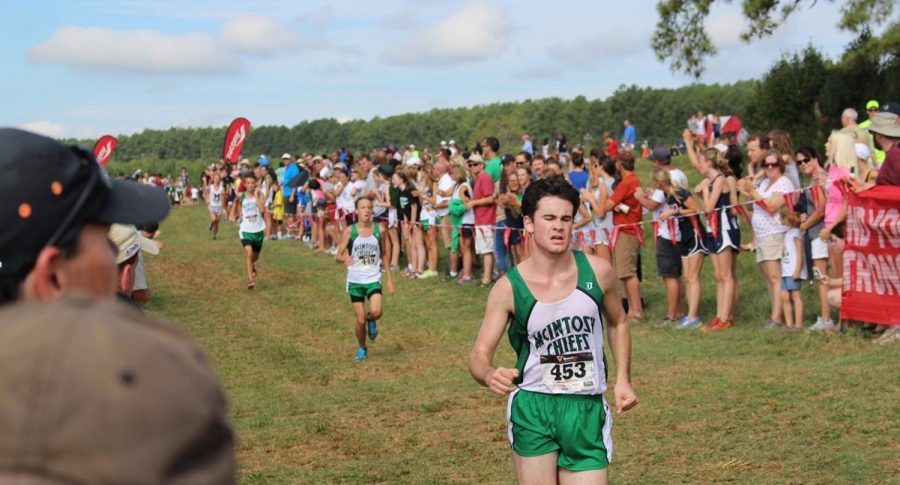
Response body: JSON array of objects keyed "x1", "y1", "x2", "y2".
[
  {"x1": 230, "y1": 173, "x2": 266, "y2": 289},
  {"x1": 336, "y1": 197, "x2": 396, "y2": 361},
  {"x1": 470, "y1": 175, "x2": 638, "y2": 484}
]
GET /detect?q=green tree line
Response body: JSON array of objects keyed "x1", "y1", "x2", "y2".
[
  {"x1": 68, "y1": 81, "x2": 758, "y2": 168},
  {"x1": 65, "y1": 41, "x2": 896, "y2": 179}
]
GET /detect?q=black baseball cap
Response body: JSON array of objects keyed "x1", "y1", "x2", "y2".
[
  {"x1": 649, "y1": 147, "x2": 672, "y2": 163},
  {"x1": 502, "y1": 154, "x2": 515, "y2": 165},
  {"x1": 881, "y1": 101, "x2": 900, "y2": 116},
  {"x1": 0, "y1": 128, "x2": 170, "y2": 278}
]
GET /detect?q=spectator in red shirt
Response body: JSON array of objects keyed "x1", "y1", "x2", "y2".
[
  {"x1": 466, "y1": 154, "x2": 497, "y2": 287},
  {"x1": 604, "y1": 132, "x2": 619, "y2": 159},
  {"x1": 603, "y1": 152, "x2": 643, "y2": 320}
]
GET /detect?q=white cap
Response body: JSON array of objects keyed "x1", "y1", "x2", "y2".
[
  {"x1": 854, "y1": 143, "x2": 870, "y2": 160},
  {"x1": 409, "y1": 144, "x2": 416, "y2": 149},
  {"x1": 282, "y1": 153, "x2": 292, "y2": 159},
  {"x1": 448, "y1": 139, "x2": 455, "y2": 144},
  {"x1": 319, "y1": 167, "x2": 332, "y2": 178},
  {"x1": 440, "y1": 140, "x2": 447, "y2": 146},
  {"x1": 713, "y1": 143, "x2": 728, "y2": 154},
  {"x1": 108, "y1": 224, "x2": 160, "y2": 264},
  {"x1": 405, "y1": 156, "x2": 422, "y2": 166}
]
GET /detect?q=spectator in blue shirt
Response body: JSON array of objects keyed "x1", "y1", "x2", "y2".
[
  {"x1": 521, "y1": 134, "x2": 533, "y2": 155},
  {"x1": 622, "y1": 119, "x2": 636, "y2": 151},
  {"x1": 281, "y1": 157, "x2": 302, "y2": 238}
]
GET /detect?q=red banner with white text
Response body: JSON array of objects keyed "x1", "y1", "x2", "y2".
[
  {"x1": 841, "y1": 186, "x2": 900, "y2": 325},
  {"x1": 92, "y1": 135, "x2": 117, "y2": 168},
  {"x1": 222, "y1": 117, "x2": 251, "y2": 163}
]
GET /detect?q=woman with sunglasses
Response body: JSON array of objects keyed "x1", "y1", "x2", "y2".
[
  {"x1": 738, "y1": 149, "x2": 796, "y2": 329},
  {"x1": 795, "y1": 146, "x2": 832, "y2": 331},
  {"x1": 769, "y1": 130, "x2": 801, "y2": 189}
]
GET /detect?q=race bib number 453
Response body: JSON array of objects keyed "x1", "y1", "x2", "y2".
[{"x1": 540, "y1": 353, "x2": 595, "y2": 393}]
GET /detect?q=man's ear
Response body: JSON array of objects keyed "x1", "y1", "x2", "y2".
[
  {"x1": 20, "y1": 246, "x2": 65, "y2": 302},
  {"x1": 523, "y1": 216, "x2": 534, "y2": 234}
]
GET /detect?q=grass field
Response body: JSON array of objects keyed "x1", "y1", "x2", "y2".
[{"x1": 145, "y1": 157, "x2": 899, "y2": 484}]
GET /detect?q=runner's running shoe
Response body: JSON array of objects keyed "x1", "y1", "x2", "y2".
[
  {"x1": 355, "y1": 347, "x2": 367, "y2": 361},
  {"x1": 367, "y1": 318, "x2": 378, "y2": 341}
]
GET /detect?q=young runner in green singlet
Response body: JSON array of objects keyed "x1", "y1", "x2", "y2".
[
  {"x1": 336, "y1": 197, "x2": 396, "y2": 361},
  {"x1": 230, "y1": 173, "x2": 266, "y2": 290},
  {"x1": 470, "y1": 176, "x2": 638, "y2": 484}
]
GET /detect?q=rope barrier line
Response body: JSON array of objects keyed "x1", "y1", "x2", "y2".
[
  {"x1": 307, "y1": 184, "x2": 817, "y2": 235},
  {"x1": 257, "y1": 180, "x2": 830, "y2": 253}
]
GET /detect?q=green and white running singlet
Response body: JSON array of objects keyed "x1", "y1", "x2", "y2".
[
  {"x1": 506, "y1": 251, "x2": 607, "y2": 395},
  {"x1": 238, "y1": 192, "x2": 265, "y2": 236},
  {"x1": 505, "y1": 251, "x2": 613, "y2": 470},
  {"x1": 346, "y1": 223, "x2": 382, "y2": 285}
]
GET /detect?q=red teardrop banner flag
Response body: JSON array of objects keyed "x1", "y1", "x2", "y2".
[
  {"x1": 222, "y1": 117, "x2": 251, "y2": 162},
  {"x1": 92, "y1": 135, "x2": 117, "y2": 168}
]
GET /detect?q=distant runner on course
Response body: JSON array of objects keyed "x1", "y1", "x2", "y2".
[
  {"x1": 469, "y1": 175, "x2": 638, "y2": 485},
  {"x1": 230, "y1": 173, "x2": 266, "y2": 290},
  {"x1": 206, "y1": 171, "x2": 225, "y2": 239},
  {"x1": 336, "y1": 197, "x2": 396, "y2": 362}
]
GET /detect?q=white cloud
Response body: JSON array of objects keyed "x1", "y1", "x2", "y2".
[
  {"x1": 547, "y1": 31, "x2": 648, "y2": 67},
  {"x1": 383, "y1": 3, "x2": 508, "y2": 65},
  {"x1": 28, "y1": 26, "x2": 233, "y2": 74},
  {"x1": 27, "y1": 16, "x2": 333, "y2": 75},
  {"x1": 18, "y1": 121, "x2": 67, "y2": 138},
  {"x1": 221, "y1": 15, "x2": 315, "y2": 53}
]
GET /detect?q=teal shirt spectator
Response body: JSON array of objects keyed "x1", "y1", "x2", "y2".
[
  {"x1": 485, "y1": 156, "x2": 502, "y2": 183},
  {"x1": 282, "y1": 162, "x2": 300, "y2": 198}
]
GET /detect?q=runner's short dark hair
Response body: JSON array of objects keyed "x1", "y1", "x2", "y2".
[{"x1": 521, "y1": 175, "x2": 580, "y2": 220}]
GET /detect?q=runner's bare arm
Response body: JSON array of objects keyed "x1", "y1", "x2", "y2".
[
  {"x1": 589, "y1": 254, "x2": 638, "y2": 414},
  {"x1": 381, "y1": 229, "x2": 396, "y2": 296},
  {"x1": 255, "y1": 193, "x2": 267, "y2": 214},
  {"x1": 469, "y1": 277, "x2": 518, "y2": 395},
  {"x1": 335, "y1": 226, "x2": 352, "y2": 265},
  {"x1": 230, "y1": 196, "x2": 241, "y2": 223}
]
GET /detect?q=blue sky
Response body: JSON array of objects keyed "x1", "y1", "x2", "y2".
[{"x1": 3, "y1": 0, "x2": 860, "y2": 139}]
